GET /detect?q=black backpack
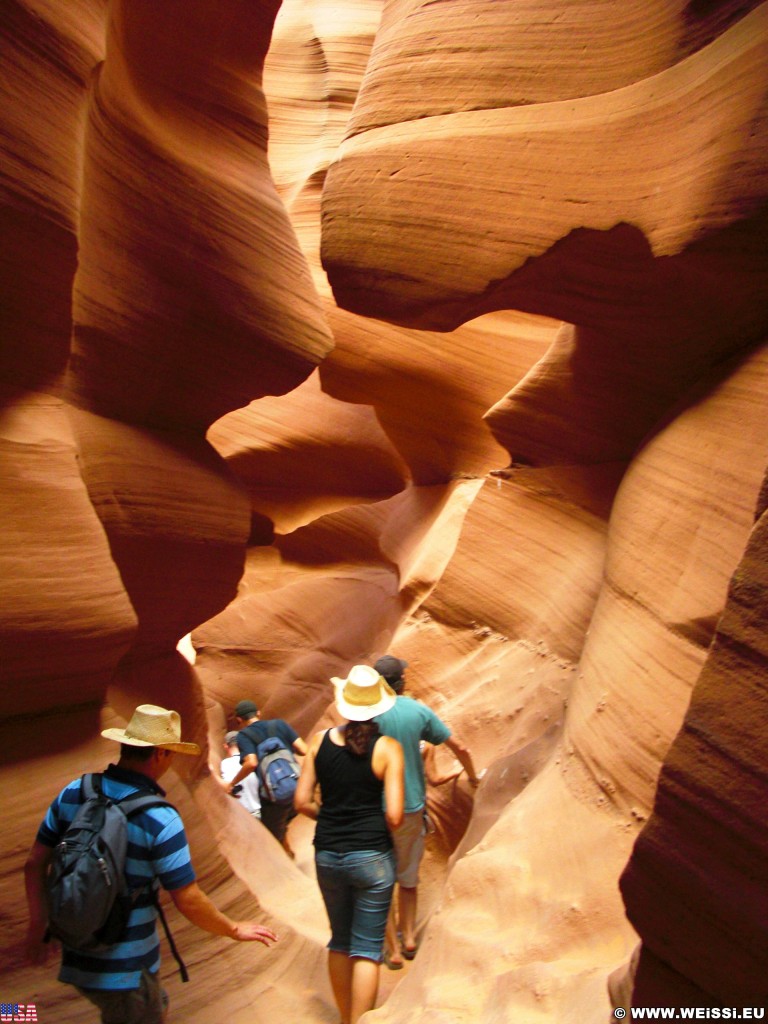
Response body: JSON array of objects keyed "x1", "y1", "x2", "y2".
[
  {"x1": 255, "y1": 724, "x2": 301, "y2": 805},
  {"x1": 46, "y1": 773, "x2": 189, "y2": 980}
]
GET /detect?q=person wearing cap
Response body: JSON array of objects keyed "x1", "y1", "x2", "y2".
[
  {"x1": 294, "y1": 665, "x2": 404, "y2": 1024},
  {"x1": 220, "y1": 731, "x2": 261, "y2": 818},
  {"x1": 226, "y1": 699, "x2": 308, "y2": 857},
  {"x1": 24, "y1": 704, "x2": 277, "y2": 1023},
  {"x1": 373, "y1": 654, "x2": 481, "y2": 967}
]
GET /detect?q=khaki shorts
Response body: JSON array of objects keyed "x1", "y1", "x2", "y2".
[
  {"x1": 391, "y1": 810, "x2": 427, "y2": 888},
  {"x1": 77, "y1": 969, "x2": 168, "y2": 1024}
]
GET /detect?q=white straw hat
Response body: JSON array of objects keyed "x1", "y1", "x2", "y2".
[
  {"x1": 331, "y1": 665, "x2": 397, "y2": 721},
  {"x1": 101, "y1": 704, "x2": 201, "y2": 755}
]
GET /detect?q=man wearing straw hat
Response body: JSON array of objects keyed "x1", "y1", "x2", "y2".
[{"x1": 24, "y1": 704, "x2": 277, "y2": 1023}]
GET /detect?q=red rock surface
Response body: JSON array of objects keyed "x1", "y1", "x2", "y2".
[{"x1": 2, "y1": 1, "x2": 767, "y2": 1021}]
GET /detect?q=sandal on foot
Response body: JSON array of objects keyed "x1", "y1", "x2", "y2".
[
  {"x1": 402, "y1": 945, "x2": 418, "y2": 960},
  {"x1": 384, "y1": 949, "x2": 404, "y2": 971}
]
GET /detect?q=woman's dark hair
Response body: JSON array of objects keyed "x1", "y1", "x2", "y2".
[{"x1": 344, "y1": 720, "x2": 380, "y2": 756}]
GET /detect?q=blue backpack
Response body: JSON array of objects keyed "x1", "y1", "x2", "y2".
[{"x1": 255, "y1": 727, "x2": 300, "y2": 805}]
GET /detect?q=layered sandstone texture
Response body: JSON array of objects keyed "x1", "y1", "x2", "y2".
[
  {"x1": 1, "y1": 1, "x2": 332, "y2": 1020},
  {"x1": 2, "y1": 1, "x2": 768, "y2": 1023}
]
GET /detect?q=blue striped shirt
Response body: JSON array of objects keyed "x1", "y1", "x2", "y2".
[{"x1": 36, "y1": 764, "x2": 196, "y2": 990}]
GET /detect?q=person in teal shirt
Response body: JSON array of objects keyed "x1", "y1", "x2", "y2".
[{"x1": 373, "y1": 655, "x2": 481, "y2": 967}]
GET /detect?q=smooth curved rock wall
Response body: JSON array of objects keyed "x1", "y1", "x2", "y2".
[
  {"x1": 318, "y1": 0, "x2": 768, "y2": 1017},
  {"x1": 620, "y1": 480, "x2": 768, "y2": 1006},
  {"x1": 1, "y1": 1, "x2": 333, "y2": 1020}
]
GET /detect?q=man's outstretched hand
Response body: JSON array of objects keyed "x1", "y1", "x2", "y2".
[{"x1": 232, "y1": 923, "x2": 278, "y2": 946}]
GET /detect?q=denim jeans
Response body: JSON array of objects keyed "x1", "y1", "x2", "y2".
[{"x1": 315, "y1": 848, "x2": 396, "y2": 962}]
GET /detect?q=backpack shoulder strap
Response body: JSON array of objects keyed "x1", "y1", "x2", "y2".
[
  {"x1": 81, "y1": 774, "x2": 171, "y2": 817},
  {"x1": 151, "y1": 890, "x2": 189, "y2": 983},
  {"x1": 267, "y1": 720, "x2": 293, "y2": 748},
  {"x1": 256, "y1": 723, "x2": 276, "y2": 755},
  {"x1": 244, "y1": 723, "x2": 263, "y2": 750},
  {"x1": 116, "y1": 790, "x2": 173, "y2": 817},
  {"x1": 111, "y1": 786, "x2": 188, "y2": 984},
  {"x1": 81, "y1": 772, "x2": 100, "y2": 800}
]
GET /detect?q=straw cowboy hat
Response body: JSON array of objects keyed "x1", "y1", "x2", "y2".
[
  {"x1": 331, "y1": 665, "x2": 397, "y2": 721},
  {"x1": 101, "y1": 704, "x2": 201, "y2": 755}
]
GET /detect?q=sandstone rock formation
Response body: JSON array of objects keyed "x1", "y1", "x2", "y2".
[
  {"x1": 2, "y1": 1, "x2": 332, "y2": 1019},
  {"x1": 620, "y1": 479, "x2": 768, "y2": 1007},
  {"x1": 2, "y1": 1, "x2": 767, "y2": 1022}
]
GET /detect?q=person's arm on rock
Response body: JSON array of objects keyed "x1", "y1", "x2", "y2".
[
  {"x1": 444, "y1": 734, "x2": 482, "y2": 787},
  {"x1": 170, "y1": 882, "x2": 277, "y2": 945}
]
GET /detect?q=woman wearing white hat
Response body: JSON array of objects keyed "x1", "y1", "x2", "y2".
[{"x1": 295, "y1": 665, "x2": 404, "y2": 1024}]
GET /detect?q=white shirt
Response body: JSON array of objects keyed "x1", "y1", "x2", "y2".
[{"x1": 220, "y1": 754, "x2": 261, "y2": 816}]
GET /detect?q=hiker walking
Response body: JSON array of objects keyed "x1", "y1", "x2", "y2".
[
  {"x1": 373, "y1": 655, "x2": 482, "y2": 968},
  {"x1": 226, "y1": 699, "x2": 308, "y2": 858},
  {"x1": 295, "y1": 665, "x2": 404, "y2": 1024},
  {"x1": 220, "y1": 730, "x2": 262, "y2": 818},
  {"x1": 24, "y1": 704, "x2": 277, "y2": 1023}
]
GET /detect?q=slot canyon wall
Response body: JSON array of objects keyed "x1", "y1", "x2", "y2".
[{"x1": 1, "y1": 1, "x2": 767, "y2": 1021}]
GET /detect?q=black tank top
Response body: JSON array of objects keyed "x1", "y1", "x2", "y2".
[{"x1": 313, "y1": 730, "x2": 392, "y2": 853}]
